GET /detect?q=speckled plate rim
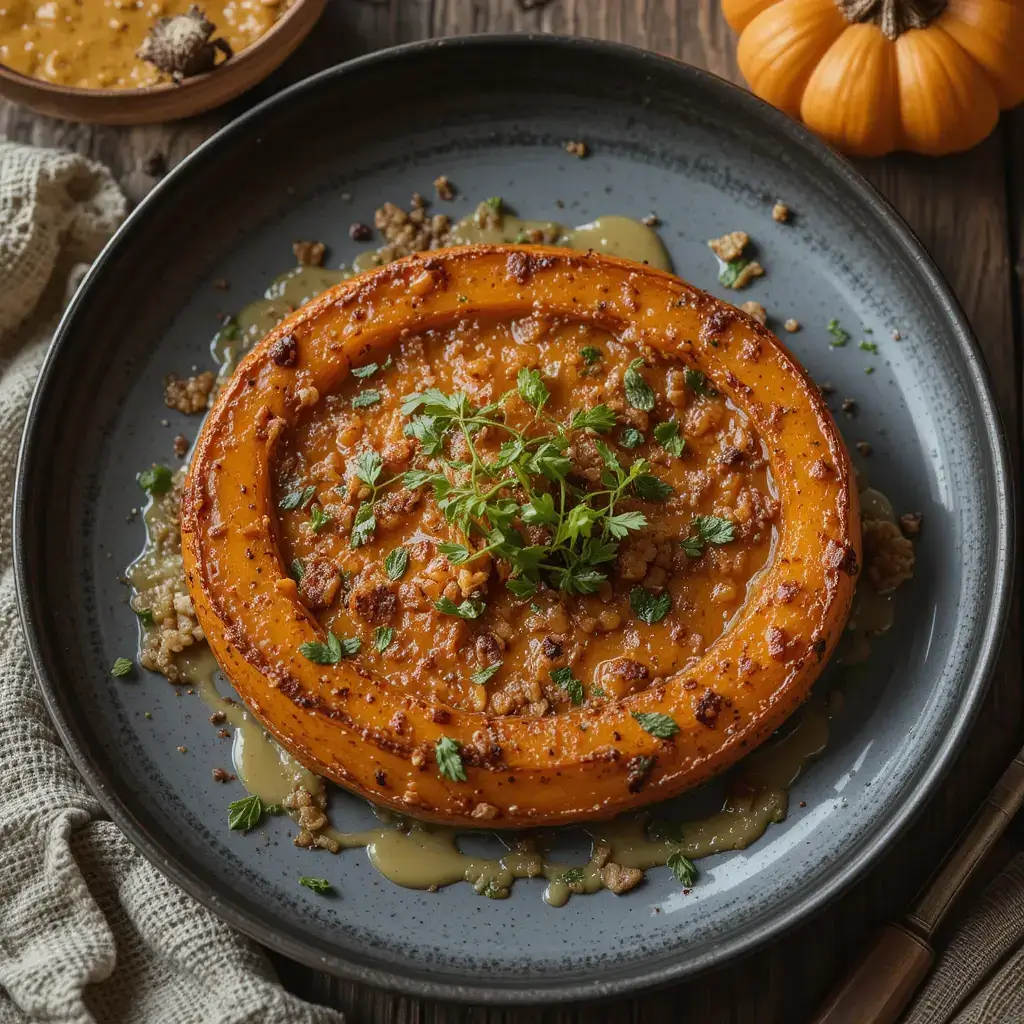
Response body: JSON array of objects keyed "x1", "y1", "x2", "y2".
[{"x1": 14, "y1": 34, "x2": 1014, "y2": 1004}]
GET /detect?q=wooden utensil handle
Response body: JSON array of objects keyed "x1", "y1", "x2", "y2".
[{"x1": 810, "y1": 923, "x2": 934, "y2": 1024}]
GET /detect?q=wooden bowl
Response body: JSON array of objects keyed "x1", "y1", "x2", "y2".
[{"x1": 0, "y1": 0, "x2": 325, "y2": 125}]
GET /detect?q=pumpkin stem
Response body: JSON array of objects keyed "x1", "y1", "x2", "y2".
[{"x1": 834, "y1": 0, "x2": 947, "y2": 39}]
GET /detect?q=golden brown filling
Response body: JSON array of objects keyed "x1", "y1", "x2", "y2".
[{"x1": 274, "y1": 313, "x2": 776, "y2": 715}]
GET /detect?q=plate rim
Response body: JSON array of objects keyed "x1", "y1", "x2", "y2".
[{"x1": 14, "y1": 32, "x2": 1014, "y2": 1004}]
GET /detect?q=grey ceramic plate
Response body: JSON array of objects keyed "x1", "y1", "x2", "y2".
[{"x1": 15, "y1": 36, "x2": 1012, "y2": 1003}]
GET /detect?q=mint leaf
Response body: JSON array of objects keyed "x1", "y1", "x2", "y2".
[
  {"x1": 630, "y1": 586, "x2": 672, "y2": 624},
  {"x1": 684, "y1": 369, "x2": 717, "y2": 397},
  {"x1": 580, "y1": 346, "x2": 602, "y2": 365},
  {"x1": 111, "y1": 657, "x2": 133, "y2": 677},
  {"x1": 434, "y1": 596, "x2": 486, "y2": 619},
  {"x1": 352, "y1": 390, "x2": 381, "y2": 409},
  {"x1": 619, "y1": 427, "x2": 644, "y2": 449},
  {"x1": 667, "y1": 851, "x2": 698, "y2": 887},
  {"x1": 280, "y1": 484, "x2": 317, "y2": 510},
  {"x1": 517, "y1": 368, "x2": 549, "y2": 412},
  {"x1": 299, "y1": 631, "x2": 359, "y2": 664},
  {"x1": 551, "y1": 666, "x2": 584, "y2": 705},
  {"x1": 299, "y1": 876, "x2": 335, "y2": 894},
  {"x1": 436, "y1": 736, "x2": 467, "y2": 781},
  {"x1": 138, "y1": 464, "x2": 173, "y2": 495},
  {"x1": 470, "y1": 662, "x2": 502, "y2": 685},
  {"x1": 570, "y1": 405, "x2": 617, "y2": 434},
  {"x1": 350, "y1": 501, "x2": 376, "y2": 548},
  {"x1": 374, "y1": 626, "x2": 395, "y2": 653},
  {"x1": 624, "y1": 359, "x2": 655, "y2": 411},
  {"x1": 632, "y1": 711, "x2": 680, "y2": 739},
  {"x1": 633, "y1": 474, "x2": 672, "y2": 501},
  {"x1": 352, "y1": 362, "x2": 380, "y2": 378},
  {"x1": 384, "y1": 548, "x2": 408, "y2": 581},
  {"x1": 228, "y1": 794, "x2": 263, "y2": 831},
  {"x1": 653, "y1": 420, "x2": 685, "y2": 456}
]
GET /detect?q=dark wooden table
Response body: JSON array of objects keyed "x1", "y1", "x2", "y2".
[{"x1": 4, "y1": 2, "x2": 1023, "y2": 1020}]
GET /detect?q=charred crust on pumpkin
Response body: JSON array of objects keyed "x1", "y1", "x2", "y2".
[
  {"x1": 626, "y1": 754, "x2": 656, "y2": 792},
  {"x1": 693, "y1": 688, "x2": 723, "y2": 728}
]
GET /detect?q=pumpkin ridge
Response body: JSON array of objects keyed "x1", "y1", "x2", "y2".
[{"x1": 836, "y1": 0, "x2": 947, "y2": 39}]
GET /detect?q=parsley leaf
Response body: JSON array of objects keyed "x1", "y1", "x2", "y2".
[
  {"x1": 111, "y1": 657, "x2": 133, "y2": 677},
  {"x1": 827, "y1": 318, "x2": 850, "y2": 348},
  {"x1": 580, "y1": 345, "x2": 602, "y2": 365},
  {"x1": 351, "y1": 362, "x2": 380, "y2": 378},
  {"x1": 470, "y1": 662, "x2": 502, "y2": 685},
  {"x1": 138, "y1": 465, "x2": 173, "y2": 495},
  {"x1": 279, "y1": 484, "x2": 317, "y2": 510},
  {"x1": 681, "y1": 515, "x2": 735, "y2": 557},
  {"x1": 859, "y1": 339, "x2": 879, "y2": 353},
  {"x1": 653, "y1": 420, "x2": 685, "y2": 456},
  {"x1": 570, "y1": 405, "x2": 617, "y2": 433},
  {"x1": 299, "y1": 631, "x2": 360, "y2": 664},
  {"x1": 632, "y1": 711, "x2": 680, "y2": 739},
  {"x1": 434, "y1": 596, "x2": 486, "y2": 619},
  {"x1": 719, "y1": 258, "x2": 749, "y2": 287},
  {"x1": 290, "y1": 558, "x2": 305, "y2": 581},
  {"x1": 630, "y1": 587, "x2": 672, "y2": 624},
  {"x1": 684, "y1": 368, "x2": 718, "y2": 397},
  {"x1": 436, "y1": 736, "x2": 467, "y2": 781},
  {"x1": 605, "y1": 510, "x2": 648, "y2": 539},
  {"x1": 667, "y1": 851, "x2": 699, "y2": 887},
  {"x1": 507, "y1": 577, "x2": 538, "y2": 599},
  {"x1": 350, "y1": 501, "x2": 376, "y2": 548},
  {"x1": 438, "y1": 542, "x2": 472, "y2": 564},
  {"x1": 228, "y1": 794, "x2": 263, "y2": 831},
  {"x1": 374, "y1": 626, "x2": 395, "y2": 653},
  {"x1": 309, "y1": 505, "x2": 331, "y2": 533},
  {"x1": 633, "y1": 474, "x2": 673, "y2": 501},
  {"x1": 385, "y1": 547, "x2": 409, "y2": 581},
  {"x1": 352, "y1": 390, "x2": 381, "y2": 409},
  {"x1": 624, "y1": 358, "x2": 655, "y2": 411},
  {"x1": 352, "y1": 451, "x2": 383, "y2": 487},
  {"x1": 135, "y1": 608, "x2": 155, "y2": 627},
  {"x1": 550, "y1": 666, "x2": 584, "y2": 705},
  {"x1": 299, "y1": 876, "x2": 335, "y2": 894},
  {"x1": 517, "y1": 368, "x2": 549, "y2": 412},
  {"x1": 619, "y1": 427, "x2": 644, "y2": 449}
]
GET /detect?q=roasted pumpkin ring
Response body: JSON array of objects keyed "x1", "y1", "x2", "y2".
[{"x1": 182, "y1": 245, "x2": 860, "y2": 828}]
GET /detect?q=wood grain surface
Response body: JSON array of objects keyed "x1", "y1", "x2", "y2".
[{"x1": 3, "y1": 2, "x2": 1021, "y2": 1020}]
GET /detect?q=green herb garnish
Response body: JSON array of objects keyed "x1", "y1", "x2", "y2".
[
  {"x1": 373, "y1": 626, "x2": 395, "y2": 653},
  {"x1": 385, "y1": 547, "x2": 409, "y2": 581},
  {"x1": 483, "y1": 196, "x2": 503, "y2": 214},
  {"x1": 624, "y1": 359, "x2": 655, "y2": 411},
  {"x1": 633, "y1": 474, "x2": 672, "y2": 501},
  {"x1": 299, "y1": 876, "x2": 335, "y2": 895},
  {"x1": 135, "y1": 608, "x2": 155, "y2": 627},
  {"x1": 827, "y1": 318, "x2": 850, "y2": 347},
  {"x1": 629, "y1": 587, "x2": 672, "y2": 624},
  {"x1": 436, "y1": 736, "x2": 467, "y2": 782},
  {"x1": 859, "y1": 340, "x2": 879, "y2": 353},
  {"x1": 110, "y1": 657, "x2": 133, "y2": 677},
  {"x1": 350, "y1": 502, "x2": 376, "y2": 548},
  {"x1": 279, "y1": 485, "x2": 316, "y2": 510},
  {"x1": 653, "y1": 420, "x2": 685, "y2": 456},
  {"x1": 138, "y1": 465, "x2": 173, "y2": 495},
  {"x1": 681, "y1": 515, "x2": 735, "y2": 558},
  {"x1": 580, "y1": 345, "x2": 602, "y2": 365},
  {"x1": 470, "y1": 662, "x2": 502, "y2": 685},
  {"x1": 299, "y1": 631, "x2": 360, "y2": 664},
  {"x1": 632, "y1": 711, "x2": 680, "y2": 739},
  {"x1": 352, "y1": 389, "x2": 381, "y2": 409},
  {"x1": 560, "y1": 867, "x2": 585, "y2": 885},
  {"x1": 309, "y1": 505, "x2": 331, "y2": 533},
  {"x1": 517, "y1": 368, "x2": 549, "y2": 413},
  {"x1": 434, "y1": 596, "x2": 486, "y2": 619},
  {"x1": 684, "y1": 368, "x2": 718, "y2": 398},
  {"x1": 719, "y1": 258, "x2": 749, "y2": 287},
  {"x1": 667, "y1": 851, "x2": 698, "y2": 887},
  {"x1": 290, "y1": 558, "x2": 305, "y2": 581},
  {"x1": 551, "y1": 666, "x2": 584, "y2": 705},
  {"x1": 227, "y1": 794, "x2": 263, "y2": 832},
  {"x1": 619, "y1": 427, "x2": 644, "y2": 449},
  {"x1": 352, "y1": 362, "x2": 380, "y2": 378},
  {"x1": 570, "y1": 405, "x2": 617, "y2": 433}
]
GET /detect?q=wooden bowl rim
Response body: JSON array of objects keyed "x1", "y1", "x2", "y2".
[{"x1": 0, "y1": 0, "x2": 319, "y2": 102}]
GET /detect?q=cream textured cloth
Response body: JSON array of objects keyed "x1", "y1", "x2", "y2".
[{"x1": 0, "y1": 141, "x2": 343, "y2": 1024}]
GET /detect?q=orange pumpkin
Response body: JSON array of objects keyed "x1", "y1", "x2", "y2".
[{"x1": 722, "y1": 0, "x2": 1024, "y2": 156}]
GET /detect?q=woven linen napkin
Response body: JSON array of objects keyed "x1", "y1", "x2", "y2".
[{"x1": 0, "y1": 140, "x2": 342, "y2": 1024}]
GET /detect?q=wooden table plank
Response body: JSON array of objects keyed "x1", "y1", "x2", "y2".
[{"x1": 2, "y1": 2, "x2": 1020, "y2": 1020}]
